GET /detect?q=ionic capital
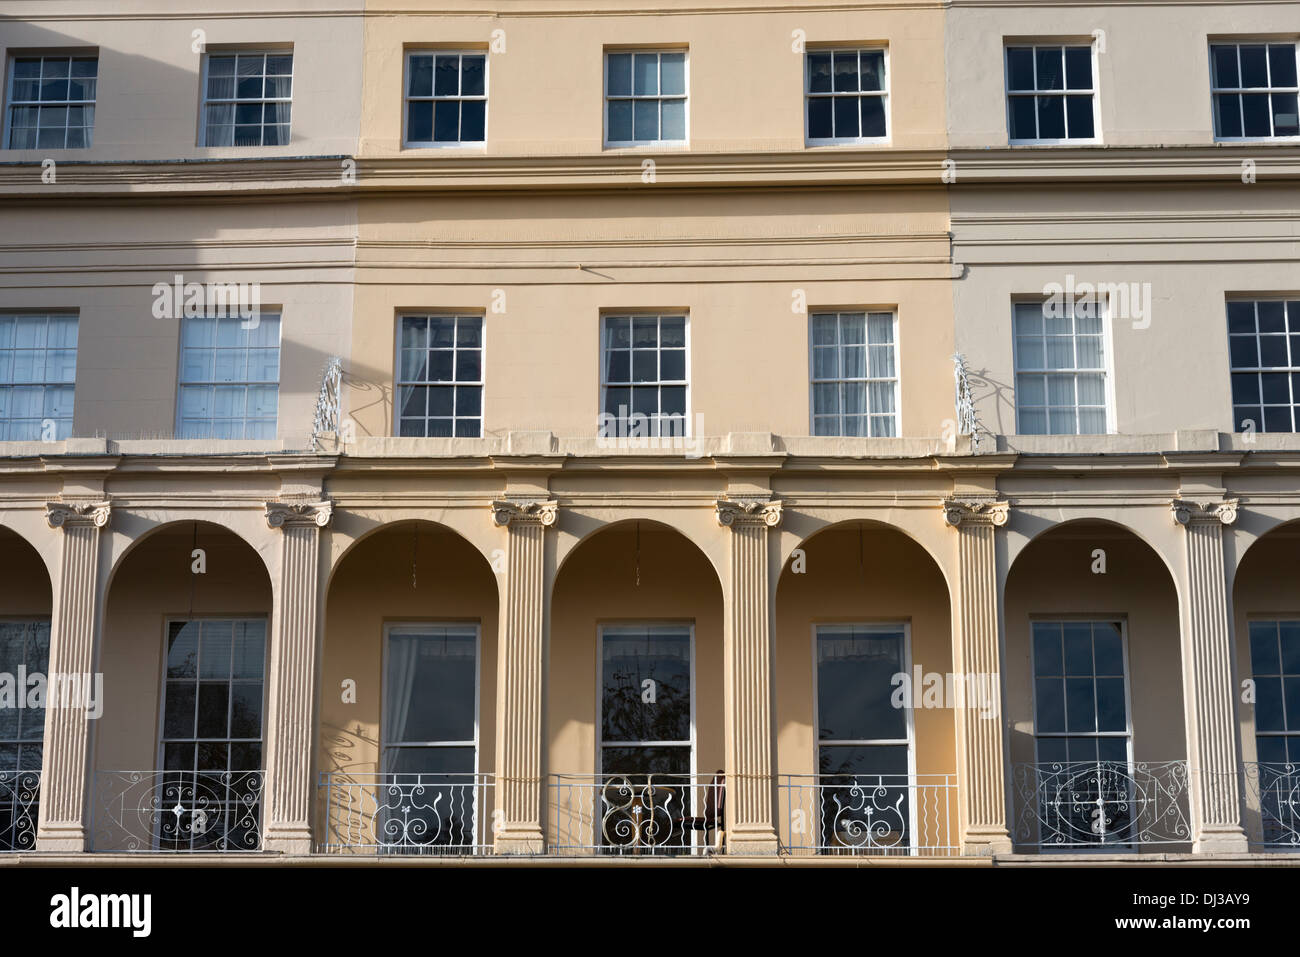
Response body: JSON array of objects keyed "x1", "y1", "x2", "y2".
[
  {"x1": 716, "y1": 496, "x2": 783, "y2": 529},
  {"x1": 490, "y1": 499, "x2": 558, "y2": 528},
  {"x1": 265, "y1": 500, "x2": 333, "y2": 529},
  {"x1": 1171, "y1": 498, "x2": 1238, "y2": 527},
  {"x1": 45, "y1": 501, "x2": 112, "y2": 530},
  {"x1": 942, "y1": 498, "x2": 1009, "y2": 528}
]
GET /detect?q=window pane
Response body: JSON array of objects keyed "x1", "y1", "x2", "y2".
[
  {"x1": 1037, "y1": 95, "x2": 1065, "y2": 138},
  {"x1": 816, "y1": 626, "x2": 907, "y2": 741},
  {"x1": 608, "y1": 100, "x2": 633, "y2": 141},
  {"x1": 1240, "y1": 45, "x2": 1268, "y2": 87},
  {"x1": 385, "y1": 627, "x2": 477, "y2": 743},
  {"x1": 607, "y1": 54, "x2": 632, "y2": 96},
  {"x1": 833, "y1": 95, "x2": 859, "y2": 138},
  {"x1": 1216, "y1": 93, "x2": 1243, "y2": 137},
  {"x1": 1065, "y1": 96, "x2": 1094, "y2": 138},
  {"x1": 1269, "y1": 44, "x2": 1298, "y2": 87},
  {"x1": 1211, "y1": 45, "x2": 1240, "y2": 88},
  {"x1": 461, "y1": 56, "x2": 485, "y2": 97},
  {"x1": 1007, "y1": 47, "x2": 1035, "y2": 91},
  {"x1": 808, "y1": 53, "x2": 832, "y2": 94},
  {"x1": 860, "y1": 51, "x2": 885, "y2": 92},
  {"x1": 1036, "y1": 47, "x2": 1064, "y2": 90},
  {"x1": 660, "y1": 53, "x2": 685, "y2": 96},
  {"x1": 1009, "y1": 96, "x2": 1037, "y2": 139},
  {"x1": 661, "y1": 98, "x2": 685, "y2": 140},
  {"x1": 633, "y1": 99, "x2": 658, "y2": 141},
  {"x1": 408, "y1": 55, "x2": 433, "y2": 97},
  {"x1": 860, "y1": 96, "x2": 886, "y2": 137},
  {"x1": 1064, "y1": 47, "x2": 1092, "y2": 89},
  {"x1": 602, "y1": 627, "x2": 691, "y2": 743},
  {"x1": 808, "y1": 98, "x2": 832, "y2": 139},
  {"x1": 633, "y1": 53, "x2": 658, "y2": 96}
]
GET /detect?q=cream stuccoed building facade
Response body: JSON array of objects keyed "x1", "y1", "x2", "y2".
[{"x1": 0, "y1": 0, "x2": 1297, "y2": 865}]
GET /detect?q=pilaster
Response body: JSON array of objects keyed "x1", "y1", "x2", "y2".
[
  {"x1": 262, "y1": 499, "x2": 331, "y2": 854},
  {"x1": 36, "y1": 500, "x2": 111, "y2": 851},
  {"x1": 716, "y1": 495, "x2": 782, "y2": 855},
  {"x1": 942, "y1": 497, "x2": 1013, "y2": 855},
  {"x1": 491, "y1": 498, "x2": 556, "y2": 855},
  {"x1": 1171, "y1": 497, "x2": 1248, "y2": 854}
]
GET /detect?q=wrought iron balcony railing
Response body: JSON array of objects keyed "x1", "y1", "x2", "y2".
[
  {"x1": 1013, "y1": 761, "x2": 1191, "y2": 849},
  {"x1": 318, "y1": 772, "x2": 494, "y2": 855},
  {"x1": 90, "y1": 770, "x2": 263, "y2": 852},
  {"x1": 1240, "y1": 762, "x2": 1300, "y2": 849},
  {"x1": 0, "y1": 770, "x2": 39, "y2": 852},
  {"x1": 779, "y1": 773, "x2": 957, "y2": 856},
  {"x1": 549, "y1": 773, "x2": 725, "y2": 856}
]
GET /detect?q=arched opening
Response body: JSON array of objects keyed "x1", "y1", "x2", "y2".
[
  {"x1": 0, "y1": 526, "x2": 53, "y2": 851},
  {"x1": 549, "y1": 519, "x2": 724, "y2": 855},
  {"x1": 1004, "y1": 519, "x2": 1186, "y2": 852},
  {"x1": 96, "y1": 521, "x2": 272, "y2": 852},
  {"x1": 774, "y1": 520, "x2": 955, "y2": 856},
  {"x1": 318, "y1": 520, "x2": 498, "y2": 855},
  {"x1": 1232, "y1": 520, "x2": 1300, "y2": 849}
]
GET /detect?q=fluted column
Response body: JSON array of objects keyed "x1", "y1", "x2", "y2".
[
  {"x1": 716, "y1": 496, "x2": 782, "y2": 855},
  {"x1": 36, "y1": 501, "x2": 111, "y2": 852},
  {"x1": 262, "y1": 499, "x2": 331, "y2": 854},
  {"x1": 491, "y1": 499, "x2": 556, "y2": 854},
  {"x1": 1171, "y1": 498, "x2": 1248, "y2": 853},
  {"x1": 942, "y1": 498, "x2": 1012, "y2": 855}
]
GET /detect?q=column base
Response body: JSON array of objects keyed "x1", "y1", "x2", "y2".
[
  {"x1": 262, "y1": 825, "x2": 314, "y2": 855},
  {"x1": 36, "y1": 823, "x2": 87, "y2": 853},
  {"x1": 726, "y1": 825, "x2": 780, "y2": 856},
  {"x1": 494, "y1": 827, "x2": 545, "y2": 855},
  {"x1": 961, "y1": 827, "x2": 1012, "y2": 856},
  {"x1": 1193, "y1": 825, "x2": 1249, "y2": 855}
]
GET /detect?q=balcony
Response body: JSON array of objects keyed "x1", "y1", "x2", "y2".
[
  {"x1": 0, "y1": 770, "x2": 39, "y2": 851},
  {"x1": 90, "y1": 770, "x2": 264, "y2": 852},
  {"x1": 549, "y1": 773, "x2": 725, "y2": 856},
  {"x1": 1240, "y1": 762, "x2": 1300, "y2": 850},
  {"x1": 1012, "y1": 761, "x2": 1191, "y2": 850},
  {"x1": 778, "y1": 773, "x2": 958, "y2": 856},
  {"x1": 317, "y1": 772, "x2": 494, "y2": 855}
]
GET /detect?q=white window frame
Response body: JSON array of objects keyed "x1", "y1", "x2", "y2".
[
  {"x1": 599, "y1": 312, "x2": 691, "y2": 438},
  {"x1": 175, "y1": 311, "x2": 281, "y2": 441},
  {"x1": 1004, "y1": 41, "x2": 1102, "y2": 145},
  {"x1": 808, "y1": 310, "x2": 900, "y2": 437},
  {"x1": 603, "y1": 48, "x2": 689, "y2": 149},
  {"x1": 595, "y1": 622, "x2": 697, "y2": 780},
  {"x1": 1248, "y1": 618, "x2": 1300, "y2": 760},
  {"x1": 197, "y1": 49, "x2": 294, "y2": 148},
  {"x1": 380, "y1": 622, "x2": 481, "y2": 776},
  {"x1": 1027, "y1": 617, "x2": 1135, "y2": 852},
  {"x1": 803, "y1": 46, "x2": 890, "y2": 146},
  {"x1": 154, "y1": 616, "x2": 270, "y2": 852},
  {"x1": 0, "y1": 312, "x2": 77, "y2": 442},
  {"x1": 402, "y1": 49, "x2": 489, "y2": 149},
  {"x1": 2, "y1": 52, "x2": 99, "y2": 151},
  {"x1": 1209, "y1": 39, "x2": 1300, "y2": 142},
  {"x1": 394, "y1": 312, "x2": 486, "y2": 439},
  {"x1": 810, "y1": 622, "x2": 918, "y2": 854},
  {"x1": 1012, "y1": 297, "x2": 1115, "y2": 435},
  {"x1": 1227, "y1": 297, "x2": 1300, "y2": 434}
]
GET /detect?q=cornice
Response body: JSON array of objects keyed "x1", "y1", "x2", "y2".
[{"x1": 4, "y1": 145, "x2": 1298, "y2": 200}]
